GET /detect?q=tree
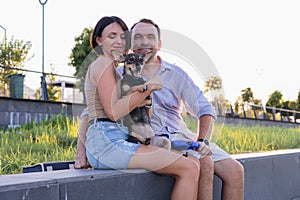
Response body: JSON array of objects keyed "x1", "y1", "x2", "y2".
[
  {"x1": 203, "y1": 75, "x2": 222, "y2": 94},
  {"x1": 46, "y1": 64, "x2": 62, "y2": 101},
  {"x1": 241, "y1": 87, "x2": 254, "y2": 103},
  {"x1": 234, "y1": 96, "x2": 243, "y2": 113},
  {"x1": 289, "y1": 90, "x2": 300, "y2": 120},
  {"x1": 281, "y1": 100, "x2": 291, "y2": 118},
  {"x1": 203, "y1": 76, "x2": 224, "y2": 115},
  {"x1": 0, "y1": 36, "x2": 33, "y2": 94},
  {"x1": 266, "y1": 90, "x2": 283, "y2": 108},
  {"x1": 253, "y1": 98, "x2": 262, "y2": 105},
  {"x1": 265, "y1": 90, "x2": 283, "y2": 115},
  {"x1": 288, "y1": 101, "x2": 298, "y2": 111},
  {"x1": 68, "y1": 27, "x2": 97, "y2": 100},
  {"x1": 296, "y1": 90, "x2": 300, "y2": 110},
  {"x1": 0, "y1": 36, "x2": 33, "y2": 67},
  {"x1": 68, "y1": 27, "x2": 97, "y2": 81}
]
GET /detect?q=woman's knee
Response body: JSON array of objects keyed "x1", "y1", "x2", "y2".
[
  {"x1": 189, "y1": 157, "x2": 200, "y2": 172},
  {"x1": 181, "y1": 157, "x2": 200, "y2": 181},
  {"x1": 190, "y1": 162, "x2": 200, "y2": 183}
]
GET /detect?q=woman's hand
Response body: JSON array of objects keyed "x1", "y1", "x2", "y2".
[{"x1": 138, "y1": 97, "x2": 152, "y2": 107}]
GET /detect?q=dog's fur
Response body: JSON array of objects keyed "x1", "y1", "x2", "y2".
[{"x1": 119, "y1": 53, "x2": 170, "y2": 150}]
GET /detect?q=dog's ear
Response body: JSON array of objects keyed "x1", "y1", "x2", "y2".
[{"x1": 112, "y1": 50, "x2": 125, "y2": 63}]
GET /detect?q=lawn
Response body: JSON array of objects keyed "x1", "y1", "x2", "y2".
[{"x1": 0, "y1": 114, "x2": 299, "y2": 175}]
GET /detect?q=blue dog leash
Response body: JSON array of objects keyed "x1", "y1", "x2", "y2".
[{"x1": 171, "y1": 140, "x2": 200, "y2": 151}]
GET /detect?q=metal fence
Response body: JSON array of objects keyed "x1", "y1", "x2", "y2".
[
  {"x1": 225, "y1": 103, "x2": 300, "y2": 124},
  {"x1": 0, "y1": 65, "x2": 84, "y2": 103}
]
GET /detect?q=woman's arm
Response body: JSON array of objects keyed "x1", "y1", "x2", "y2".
[
  {"x1": 74, "y1": 111, "x2": 89, "y2": 169},
  {"x1": 97, "y1": 64, "x2": 161, "y2": 121}
]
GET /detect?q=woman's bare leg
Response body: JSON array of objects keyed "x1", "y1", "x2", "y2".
[{"x1": 128, "y1": 145, "x2": 200, "y2": 200}]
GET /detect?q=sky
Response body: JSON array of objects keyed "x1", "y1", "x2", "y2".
[{"x1": 1, "y1": 0, "x2": 300, "y2": 104}]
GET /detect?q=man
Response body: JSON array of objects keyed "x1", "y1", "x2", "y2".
[{"x1": 129, "y1": 18, "x2": 244, "y2": 200}]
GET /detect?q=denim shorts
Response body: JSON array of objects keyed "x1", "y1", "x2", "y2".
[{"x1": 85, "y1": 121, "x2": 141, "y2": 169}]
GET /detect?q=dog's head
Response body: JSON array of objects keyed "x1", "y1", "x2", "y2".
[{"x1": 123, "y1": 53, "x2": 145, "y2": 77}]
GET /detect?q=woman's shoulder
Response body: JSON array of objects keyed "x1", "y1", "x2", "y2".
[
  {"x1": 85, "y1": 56, "x2": 115, "y2": 85},
  {"x1": 88, "y1": 56, "x2": 115, "y2": 77},
  {"x1": 90, "y1": 56, "x2": 113, "y2": 70}
]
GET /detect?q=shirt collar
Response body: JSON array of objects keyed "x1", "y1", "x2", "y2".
[{"x1": 158, "y1": 56, "x2": 172, "y2": 72}]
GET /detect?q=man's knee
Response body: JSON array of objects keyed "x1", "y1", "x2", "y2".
[
  {"x1": 200, "y1": 156, "x2": 214, "y2": 174},
  {"x1": 226, "y1": 160, "x2": 244, "y2": 190},
  {"x1": 216, "y1": 158, "x2": 244, "y2": 183},
  {"x1": 234, "y1": 160, "x2": 244, "y2": 181}
]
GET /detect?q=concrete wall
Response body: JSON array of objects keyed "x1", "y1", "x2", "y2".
[
  {"x1": 0, "y1": 150, "x2": 299, "y2": 200},
  {"x1": 216, "y1": 115, "x2": 300, "y2": 128},
  {"x1": 214, "y1": 149, "x2": 300, "y2": 200},
  {"x1": 0, "y1": 97, "x2": 85, "y2": 129}
]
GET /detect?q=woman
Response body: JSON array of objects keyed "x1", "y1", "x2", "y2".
[{"x1": 85, "y1": 16, "x2": 200, "y2": 200}]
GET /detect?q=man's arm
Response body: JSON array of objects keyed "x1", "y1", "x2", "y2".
[
  {"x1": 197, "y1": 114, "x2": 215, "y2": 141},
  {"x1": 195, "y1": 114, "x2": 214, "y2": 155}
]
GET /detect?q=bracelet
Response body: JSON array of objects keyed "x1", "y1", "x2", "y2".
[{"x1": 197, "y1": 138, "x2": 209, "y2": 146}]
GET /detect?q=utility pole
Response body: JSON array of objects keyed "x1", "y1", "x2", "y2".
[
  {"x1": 0, "y1": 25, "x2": 6, "y2": 50},
  {"x1": 39, "y1": 0, "x2": 48, "y2": 100},
  {"x1": 0, "y1": 25, "x2": 7, "y2": 96}
]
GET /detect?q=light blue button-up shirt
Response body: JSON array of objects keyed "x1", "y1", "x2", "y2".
[{"x1": 117, "y1": 57, "x2": 216, "y2": 140}]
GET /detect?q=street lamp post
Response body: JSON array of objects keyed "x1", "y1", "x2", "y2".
[
  {"x1": 0, "y1": 25, "x2": 6, "y2": 50},
  {"x1": 39, "y1": 0, "x2": 48, "y2": 100},
  {"x1": 0, "y1": 25, "x2": 7, "y2": 97}
]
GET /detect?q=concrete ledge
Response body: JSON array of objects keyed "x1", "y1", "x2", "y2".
[
  {"x1": 232, "y1": 149, "x2": 300, "y2": 200},
  {"x1": 0, "y1": 149, "x2": 299, "y2": 200},
  {"x1": 0, "y1": 169, "x2": 174, "y2": 200}
]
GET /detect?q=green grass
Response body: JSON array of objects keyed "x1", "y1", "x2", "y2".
[
  {"x1": 0, "y1": 115, "x2": 79, "y2": 175},
  {"x1": 212, "y1": 124, "x2": 300, "y2": 154},
  {"x1": 184, "y1": 115, "x2": 300, "y2": 153},
  {"x1": 0, "y1": 114, "x2": 299, "y2": 175}
]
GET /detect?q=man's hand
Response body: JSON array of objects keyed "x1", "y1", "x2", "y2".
[
  {"x1": 146, "y1": 76, "x2": 162, "y2": 91},
  {"x1": 123, "y1": 84, "x2": 148, "y2": 95},
  {"x1": 196, "y1": 142, "x2": 212, "y2": 156}
]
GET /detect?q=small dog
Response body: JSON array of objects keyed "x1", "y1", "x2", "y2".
[{"x1": 119, "y1": 53, "x2": 171, "y2": 150}]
